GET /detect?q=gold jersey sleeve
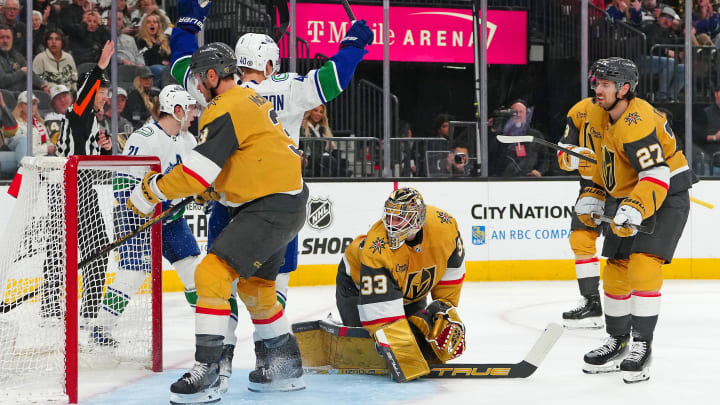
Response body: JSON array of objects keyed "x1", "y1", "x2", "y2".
[
  {"x1": 156, "y1": 85, "x2": 303, "y2": 204},
  {"x1": 562, "y1": 98, "x2": 606, "y2": 152},
  {"x1": 592, "y1": 97, "x2": 694, "y2": 217}
]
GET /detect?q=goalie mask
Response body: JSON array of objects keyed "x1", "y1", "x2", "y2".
[
  {"x1": 383, "y1": 188, "x2": 426, "y2": 250},
  {"x1": 235, "y1": 33, "x2": 280, "y2": 78}
]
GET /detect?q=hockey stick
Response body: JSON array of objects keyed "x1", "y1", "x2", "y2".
[
  {"x1": 340, "y1": 0, "x2": 356, "y2": 21},
  {"x1": 590, "y1": 212, "x2": 654, "y2": 234},
  {"x1": 496, "y1": 135, "x2": 597, "y2": 164},
  {"x1": 299, "y1": 322, "x2": 563, "y2": 379},
  {"x1": 78, "y1": 197, "x2": 194, "y2": 269},
  {"x1": 0, "y1": 287, "x2": 41, "y2": 314}
]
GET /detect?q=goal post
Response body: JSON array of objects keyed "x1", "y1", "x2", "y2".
[{"x1": 0, "y1": 155, "x2": 163, "y2": 404}]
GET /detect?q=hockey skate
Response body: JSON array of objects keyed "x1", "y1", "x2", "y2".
[
  {"x1": 91, "y1": 326, "x2": 119, "y2": 347},
  {"x1": 582, "y1": 334, "x2": 629, "y2": 374},
  {"x1": 216, "y1": 344, "x2": 235, "y2": 394},
  {"x1": 562, "y1": 294, "x2": 603, "y2": 329},
  {"x1": 620, "y1": 340, "x2": 652, "y2": 383},
  {"x1": 248, "y1": 333, "x2": 306, "y2": 392},
  {"x1": 170, "y1": 362, "x2": 221, "y2": 405}
]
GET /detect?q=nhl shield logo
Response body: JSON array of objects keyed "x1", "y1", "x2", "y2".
[{"x1": 307, "y1": 197, "x2": 333, "y2": 230}]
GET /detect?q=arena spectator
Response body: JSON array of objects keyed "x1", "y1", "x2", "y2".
[
  {"x1": 1, "y1": 0, "x2": 26, "y2": 54},
  {"x1": 641, "y1": 6, "x2": 685, "y2": 102},
  {"x1": 105, "y1": 87, "x2": 135, "y2": 153},
  {"x1": 300, "y1": 104, "x2": 346, "y2": 177},
  {"x1": 67, "y1": 10, "x2": 110, "y2": 65},
  {"x1": 696, "y1": 85, "x2": 720, "y2": 174},
  {"x1": 114, "y1": 11, "x2": 144, "y2": 66},
  {"x1": 606, "y1": 0, "x2": 643, "y2": 24},
  {"x1": 31, "y1": 9, "x2": 46, "y2": 54},
  {"x1": 44, "y1": 84, "x2": 73, "y2": 145},
  {"x1": 122, "y1": 65, "x2": 156, "y2": 129},
  {"x1": 33, "y1": 29, "x2": 78, "y2": 91},
  {"x1": 101, "y1": 0, "x2": 134, "y2": 34},
  {"x1": 58, "y1": 0, "x2": 87, "y2": 36},
  {"x1": 9, "y1": 91, "x2": 54, "y2": 156},
  {"x1": 130, "y1": 0, "x2": 169, "y2": 31},
  {"x1": 693, "y1": 0, "x2": 720, "y2": 45},
  {"x1": 0, "y1": 24, "x2": 49, "y2": 93},
  {"x1": 438, "y1": 143, "x2": 475, "y2": 177},
  {"x1": 136, "y1": 10, "x2": 170, "y2": 86},
  {"x1": 0, "y1": 90, "x2": 18, "y2": 149},
  {"x1": 488, "y1": 99, "x2": 547, "y2": 177}
]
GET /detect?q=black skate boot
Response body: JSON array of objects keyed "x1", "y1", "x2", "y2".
[
  {"x1": 562, "y1": 294, "x2": 603, "y2": 329},
  {"x1": 620, "y1": 340, "x2": 652, "y2": 383},
  {"x1": 92, "y1": 326, "x2": 118, "y2": 347},
  {"x1": 582, "y1": 333, "x2": 630, "y2": 374},
  {"x1": 216, "y1": 345, "x2": 235, "y2": 394},
  {"x1": 170, "y1": 362, "x2": 221, "y2": 405},
  {"x1": 248, "y1": 333, "x2": 305, "y2": 392}
]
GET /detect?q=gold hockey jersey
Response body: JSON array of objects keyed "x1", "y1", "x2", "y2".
[
  {"x1": 560, "y1": 97, "x2": 608, "y2": 184},
  {"x1": 340, "y1": 206, "x2": 465, "y2": 334},
  {"x1": 156, "y1": 85, "x2": 303, "y2": 204},
  {"x1": 590, "y1": 97, "x2": 696, "y2": 218}
]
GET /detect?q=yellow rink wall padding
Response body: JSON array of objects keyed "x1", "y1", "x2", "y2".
[{"x1": 160, "y1": 258, "x2": 720, "y2": 292}]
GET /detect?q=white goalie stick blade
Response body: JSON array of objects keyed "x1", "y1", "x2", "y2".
[
  {"x1": 496, "y1": 135, "x2": 597, "y2": 164},
  {"x1": 296, "y1": 321, "x2": 563, "y2": 379}
]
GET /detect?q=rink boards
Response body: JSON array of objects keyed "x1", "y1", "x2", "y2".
[{"x1": 1, "y1": 179, "x2": 718, "y2": 290}]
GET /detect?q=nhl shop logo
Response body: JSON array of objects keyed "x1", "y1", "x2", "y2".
[{"x1": 307, "y1": 197, "x2": 334, "y2": 230}]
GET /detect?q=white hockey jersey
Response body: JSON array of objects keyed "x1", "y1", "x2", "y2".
[
  {"x1": 122, "y1": 122, "x2": 197, "y2": 174},
  {"x1": 241, "y1": 73, "x2": 325, "y2": 144}
]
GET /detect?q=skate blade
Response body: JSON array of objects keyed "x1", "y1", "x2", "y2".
[
  {"x1": 169, "y1": 389, "x2": 221, "y2": 405},
  {"x1": 582, "y1": 360, "x2": 621, "y2": 374},
  {"x1": 622, "y1": 368, "x2": 650, "y2": 383},
  {"x1": 563, "y1": 317, "x2": 604, "y2": 329},
  {"x1": 248, "y1": 376, "x2": 306, "y2": 392},
  {"x1": 216, "y1": 376, "x2": 229, "y2": 394}
]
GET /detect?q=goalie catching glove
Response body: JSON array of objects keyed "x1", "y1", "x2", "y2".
[
  {"x1": 575, "y1": 186, "x2": 605, "y2": 228},
  {"x1": 557, "y1": 143, "x2": 596, "y2": 178},
  {"x1": 128, "y1": 171, "x2": 167, "y2": 217},
  {"x1": 409, "y1": 300, "x2": 466, "y2": 363}
]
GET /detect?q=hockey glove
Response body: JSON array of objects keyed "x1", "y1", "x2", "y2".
[
  {"x1": 340, "y1": 20, "x2": 374, "y2": 49},
  {"x1": 128, "y1": 171, "x2": 167, "y2": 217},
  {"x1": 575, "y1": 186, "x2": 605, "y2": 228},
  {"x1": 177, "y1": 0, "x2": 212, "y2": 33},
  {"x1": 194, "y1": 187, "x2": 220, "y2": 205},
  {"x1": 611, "y1": 199, "x2": 643, "y2": 237},
  {"x1": 409, "y1": 299, "x2": 466, "y2": 363},
  {"x1": 557, "y1": 144, "x2": 596, "y2": 178}
]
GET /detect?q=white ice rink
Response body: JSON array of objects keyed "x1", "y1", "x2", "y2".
[{"x1": 74, "y1": 280, "x2": 719, "y2": 405}]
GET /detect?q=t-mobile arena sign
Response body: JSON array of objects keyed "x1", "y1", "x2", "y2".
[{"x1": 291, "y1": 4, "x2": 527, "y2": 64}]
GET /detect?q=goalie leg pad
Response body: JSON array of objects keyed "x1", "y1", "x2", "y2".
[
  {"x1": 409, "y1": 300, "x2": 466, "y2": 363},
  {"x1": 374, "y1": 319, "x2": 430, "y2": 382}
]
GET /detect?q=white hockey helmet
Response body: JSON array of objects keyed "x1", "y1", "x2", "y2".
[
  {"x1": 159, "y1": 84, "x2": 197, "y2": 125},
  {"x1": 234, "y1": 33, "x2": 280, "y2": 77}
]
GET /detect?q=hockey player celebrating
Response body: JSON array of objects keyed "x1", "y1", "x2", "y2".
[
  {"x1": 336, "y1": 188, "x2": 467, "y2": 382},
  {"x1": 167, "y1": 0, "x2": 373, "y2": 392},
  {"x1": 556, "y1": 98, "x2": 609, "y2": 329},
  {"x1": 575, "y1": 57, "x2": 697, "y2": 383},
  {"x1": 127, "y1": 40, "x2": 308, "y2": 403},
  {"x1": 94, "y1": 84, "x2": 200, "y2": 346}
]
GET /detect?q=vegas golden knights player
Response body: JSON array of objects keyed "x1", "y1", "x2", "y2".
[
  {"x1": 336, "y1": 188, "x2": 467, "y2": 382},
  {"x1": 575, "y1": 58, "x2": 697, "y2": 383}
]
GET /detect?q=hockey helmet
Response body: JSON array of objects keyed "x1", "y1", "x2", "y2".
[
  {"x1": 234, "y1": 33, "x2": 280, "y2": 77},
  {"x1": 189, "y1": 42, "x2": 237, "y2": 80},
  {"x1": 159, "y1": 85, "x2": 197, "y2": 125},
  {"x1": 589, "y1": 57, "x2": 639, "y2": 93},
  {"x1": 383, "y1": 187, "x2": 427, "y2": 250}
]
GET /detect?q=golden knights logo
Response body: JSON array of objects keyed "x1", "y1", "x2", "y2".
[
  {"x1": 404, "y1": 266, "x2": 437, "y2": 301},
  {"x1": 602, "y1": 147, "x2": 616, "y2": 191},
  {"x1": 369, "y1": 237, "x2": 386, "y2": 254},
  {"x1": 436, "y1": 210, "x2": 452, "y2": 224},
  {"x1": 624, "y1": 112, "x2": 642, "y2": 125},
  {"x1": 306, "y1": 197, "x2": 333, "y2": 230}
]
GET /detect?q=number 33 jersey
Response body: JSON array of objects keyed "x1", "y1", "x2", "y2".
[
  {"x1": 592, "y1": 97, "x2": 697, "y2": 216},
  {"x1": 340, "y1": 206, "x2": 465, "y2": 332}
]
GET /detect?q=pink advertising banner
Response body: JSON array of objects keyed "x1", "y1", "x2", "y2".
[{"x1": 291, "y1": 4, "x2": 527, "y2": 64}]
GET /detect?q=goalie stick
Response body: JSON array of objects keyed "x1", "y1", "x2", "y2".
[
  {"x1": 78, "y1": 196, "x2": 194, "y2": 269},
  {"x1": 297, "y1": 321, "x2": 563, "y2": 379}
]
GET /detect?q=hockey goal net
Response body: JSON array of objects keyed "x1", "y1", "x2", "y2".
[{"x1": 0, "y1": 156, "x2": 163, "y2": 404}]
